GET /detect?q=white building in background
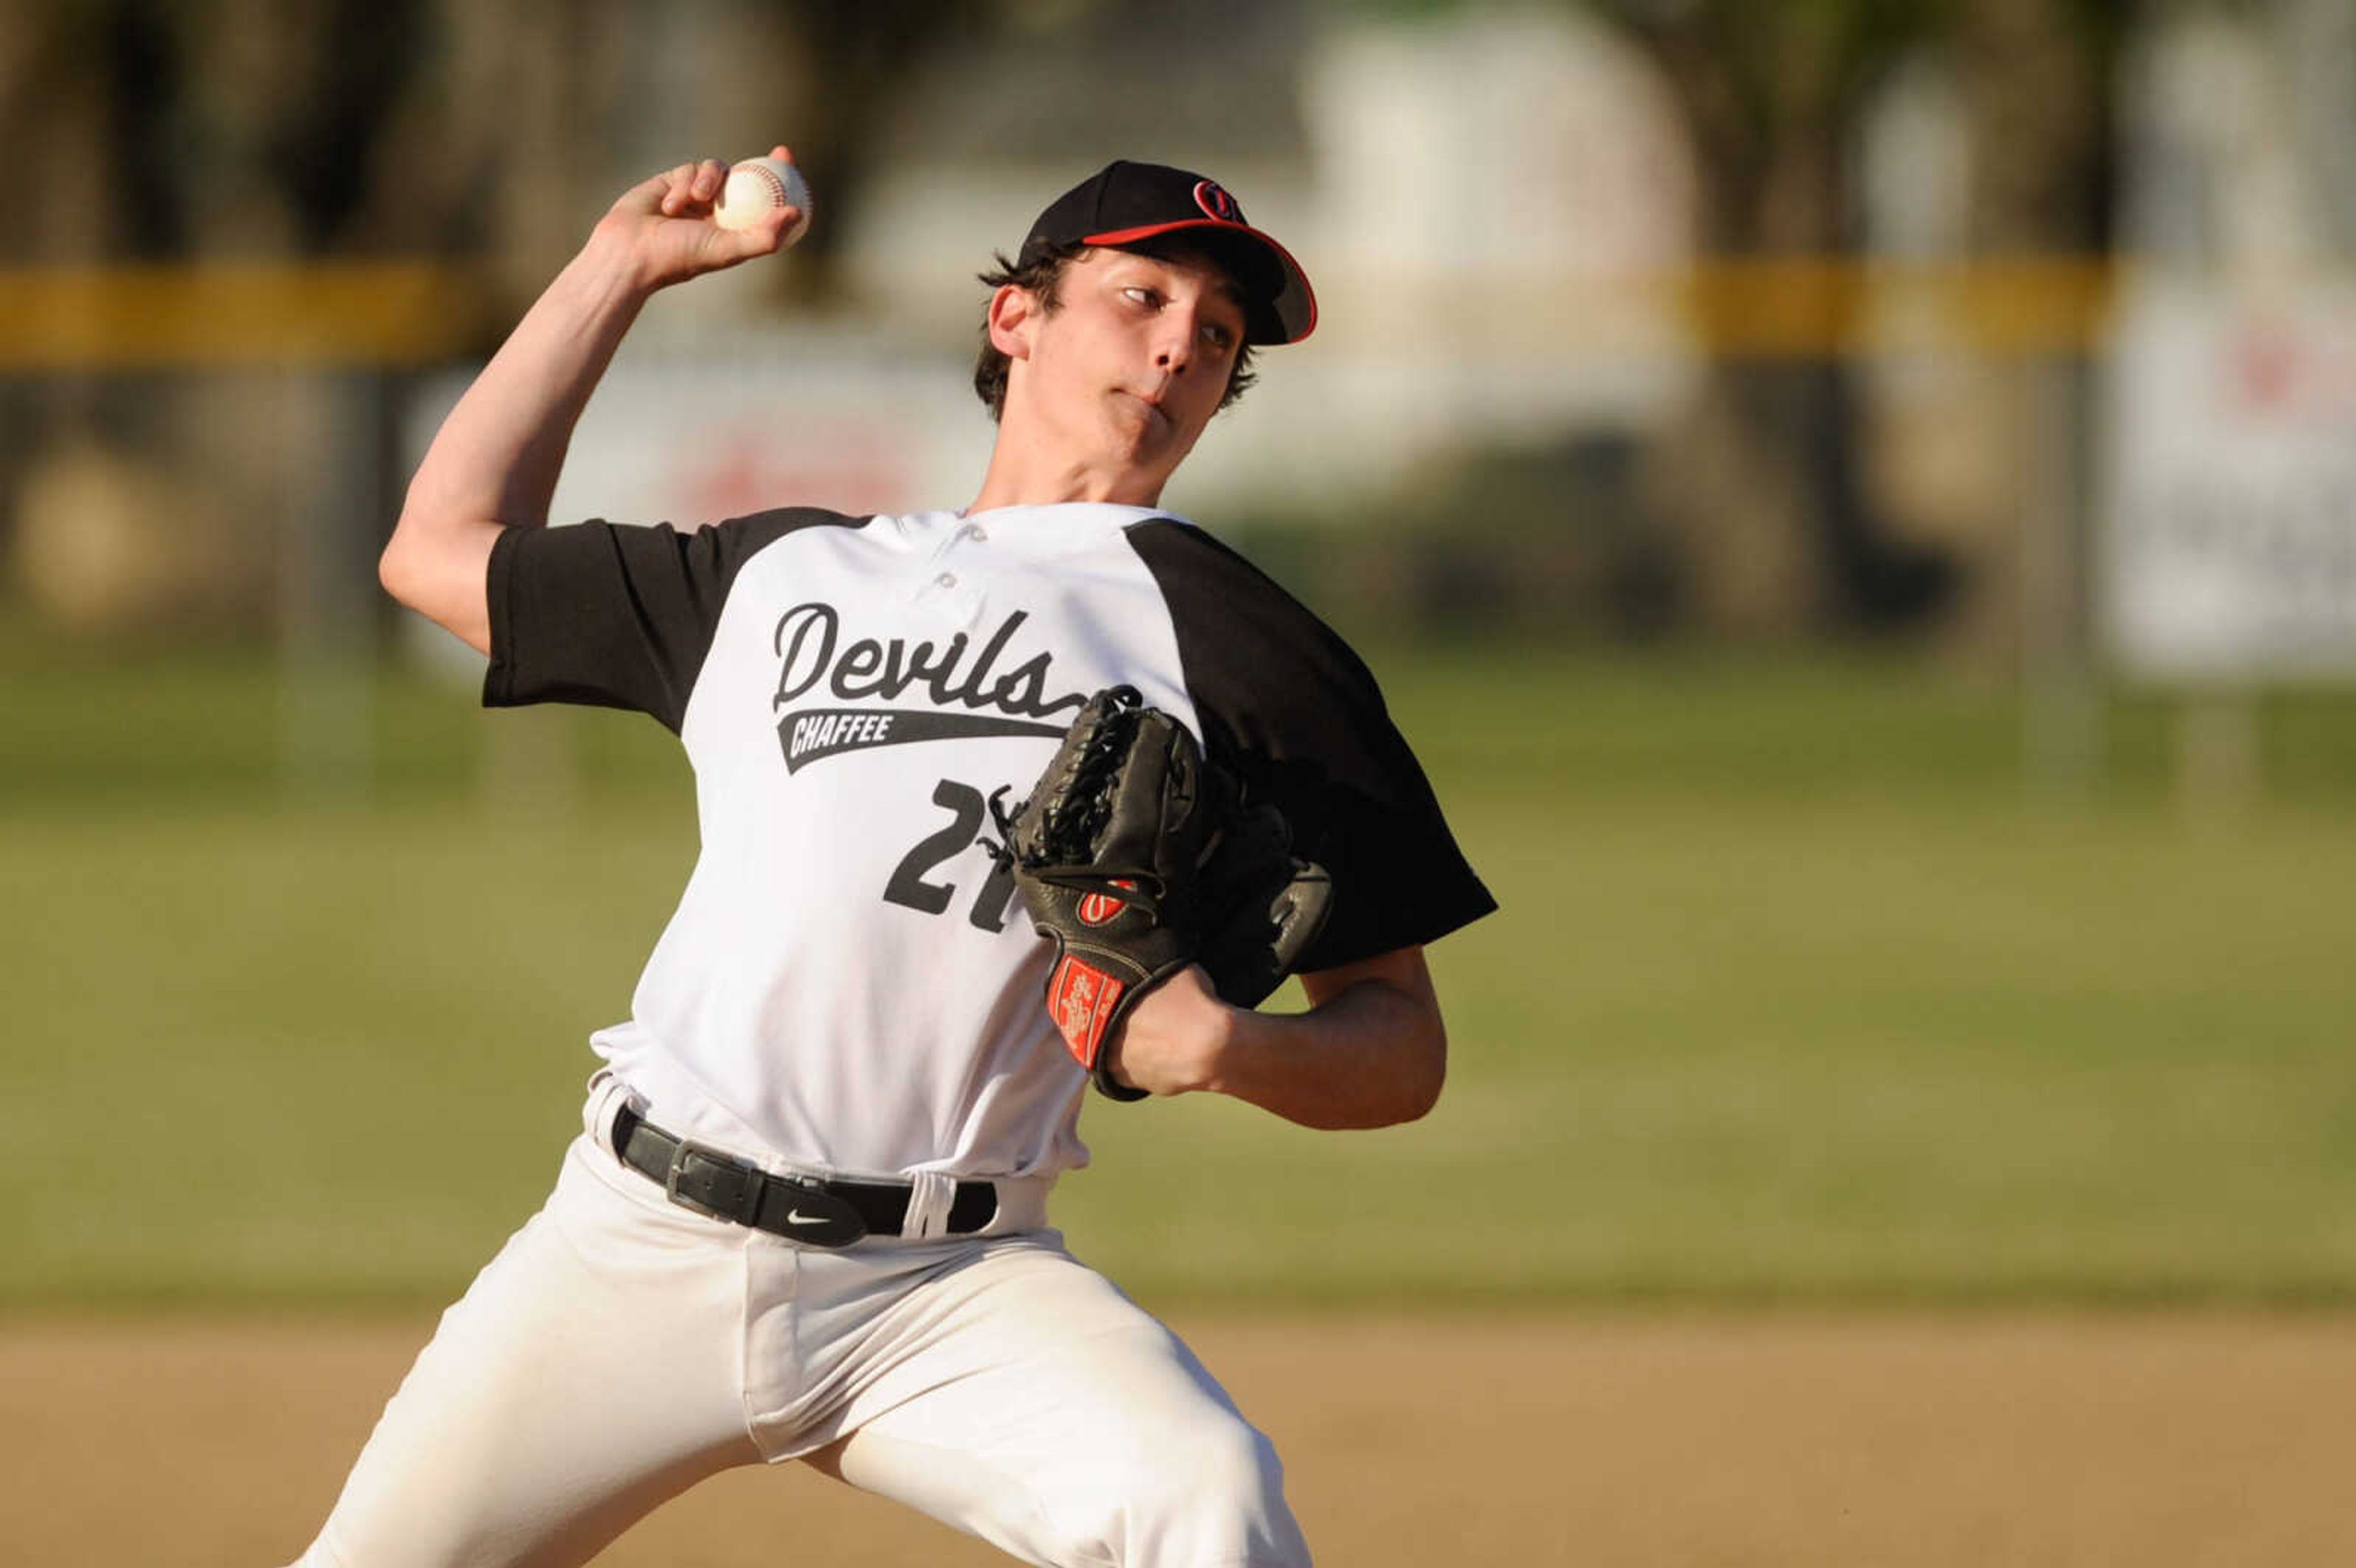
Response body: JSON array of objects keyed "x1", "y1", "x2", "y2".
[
  {"x1": 1280, "y1": 10, "x2": 1697, "y2": 496},
  {"x1": 607, "y1": 6, "x2": 1699, "y2": 523}
]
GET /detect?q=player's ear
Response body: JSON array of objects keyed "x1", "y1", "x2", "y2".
[{"x1": 986, "y1": 284, "x2": 1038, "y2": 362}]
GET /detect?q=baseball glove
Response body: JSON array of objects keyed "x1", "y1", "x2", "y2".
[{"x1": 1001, "y1": 686, "x2": 1331, "y2": 1101}]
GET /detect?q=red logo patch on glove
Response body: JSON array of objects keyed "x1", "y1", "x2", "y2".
[
  {"x1": 1046, "y1": 955, "x2": 1126, "y2": 1069},
  {"x1": 1076, "y1": 878, "x2": 1136, "y2": 927}
]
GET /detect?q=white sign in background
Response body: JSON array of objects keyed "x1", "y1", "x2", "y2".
[
  {"x1": 409, "y1": 336, "x2": 1000, "y2": 532},
  {"x1": 399, "y1": 337, "x2": 998, "y2": 672},
  {"x1": 2104, "y1": 279, "x2": 2356, "y2": 681}
]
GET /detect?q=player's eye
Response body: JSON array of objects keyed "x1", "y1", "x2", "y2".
[{"x1": 1121, "y1": 286, "x2": 1158, "y2": 309}]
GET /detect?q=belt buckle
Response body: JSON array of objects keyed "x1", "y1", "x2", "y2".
[{"x1": 663, "y1": 1139, "x2": 764, "y2": 1226}]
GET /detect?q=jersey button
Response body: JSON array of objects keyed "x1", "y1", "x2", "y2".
[
  {"x1": 935, "y1": 572, "x2": 958, "y2": 588},
  {"x1": 965, "y1": 525, "x2": 988, "y2": 542}
]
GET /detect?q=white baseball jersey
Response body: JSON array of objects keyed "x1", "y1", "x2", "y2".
[{"x1": 485, "y1": 502, "x2": 1492, "y2": 1183}]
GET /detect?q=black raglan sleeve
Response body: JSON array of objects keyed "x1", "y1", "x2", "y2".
[
  {"x1": 482, "y1": 507, "x2": 862, "y2": 734},
  {"x1": 1126, "y1": 520, "x2": 1497, "y2": 972}
]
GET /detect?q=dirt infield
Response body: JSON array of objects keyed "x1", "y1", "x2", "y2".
[{"x1": 4, "y1": 1312, "x2": 2351, "y2": 1566}]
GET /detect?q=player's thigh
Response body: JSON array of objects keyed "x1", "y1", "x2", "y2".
[
  {"x1": 821, "y1": 1237, "x2": 1310, "y2": 1568},
  {"x1": 293, "y1": 1139, "x2": 761, "y2": 1568}
]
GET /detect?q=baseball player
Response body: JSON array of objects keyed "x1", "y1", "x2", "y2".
[{"x1": 294, "y1": 150, "x2": 1493, "y2": 1568}]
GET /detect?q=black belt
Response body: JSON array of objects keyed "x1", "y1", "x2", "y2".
[{"x1": 610, "y1": 1104, "x2": 998, "y2": 1248}]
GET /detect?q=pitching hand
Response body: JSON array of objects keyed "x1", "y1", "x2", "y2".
[{"x1": 590, "y1": 145, "x2": 803, "y2": 291}]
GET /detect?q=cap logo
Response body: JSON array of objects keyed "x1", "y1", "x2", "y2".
[{"x1": 1193, "y1": 180, "x2": 1244, "y2": 225}]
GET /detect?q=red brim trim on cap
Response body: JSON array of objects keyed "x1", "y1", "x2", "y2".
[{"x1": 1080, "y1": 218, "x2": 1318, "y2": 345}]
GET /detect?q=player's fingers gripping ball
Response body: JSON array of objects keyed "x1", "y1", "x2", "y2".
[
  {"x1": 714, "y1": 155, "x2": 812, "y2": 245},
  {"x1": 1004, "y1": 687, "x2": 1331, "y2": 1101}
]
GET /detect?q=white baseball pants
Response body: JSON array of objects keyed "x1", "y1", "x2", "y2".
[{"x1": 288, "y1": 1129, "x2": 1311, "y2": 1568}]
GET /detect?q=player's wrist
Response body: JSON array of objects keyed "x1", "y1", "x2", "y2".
[
  {"x1": 577, "y1": 213, "x2": 684, "y2": 302},
  {"x1": 1099, "y1": 967, "x2": 1232, "y2": 1096},
  {"x1": 1176, "y1": 979, "x2": 1247, "y2": 1096},
  {"x1": 1187, "y1": 993, "x2": 1263, "y2": 1092}
]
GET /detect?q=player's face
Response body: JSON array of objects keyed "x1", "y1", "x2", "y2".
[{"x1": 1006, "y1": 247, "x2": 1247, "y2": 498}]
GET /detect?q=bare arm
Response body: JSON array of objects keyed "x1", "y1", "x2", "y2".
[
  {"x1": 379, "y1": 149, "x2": 803, "y2": 652},
  {"x1": 1109, "y1": 947, "x2": 1448, "y2": 1131}
]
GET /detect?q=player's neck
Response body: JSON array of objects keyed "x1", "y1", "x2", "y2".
[{"x1": 968, "y1": 423, "x2": 1169, "y2": 514}]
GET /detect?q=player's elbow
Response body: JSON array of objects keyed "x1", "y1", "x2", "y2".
[
  {"x1": 379, "y1": 504, "x2": 499, "y2": 655},
  {"x1": 1341, "y1": 1012, "x2": 1447, "y2": 1131},
  {"x1": 379, "y1": 494, "x2": 441, "y2": 605},
  {"x1": 1387, "y1": 1023, "x2": 1447, "y2": 1126},
  {"x1": 377, "y1": 526, "x2": 448, "y2": 625},
  {"x1": 1377, "y1": 966, "x2": 1450, "y2": 1126},
  {"x1": 1315, "y1": 1035, "x2": 1443, "y2": 1132},
  {"x1": 377, "y1": 526, "x2": 423, "y2": 610}
]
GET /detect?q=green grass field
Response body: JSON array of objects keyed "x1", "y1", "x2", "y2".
[{"x1": 6, "y1": 635, "x2": 2354, "y2": 1307}]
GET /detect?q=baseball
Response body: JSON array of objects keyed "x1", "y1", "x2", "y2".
[{"x1": 715, "y1": 156, "x2": 812, "y2": 244}]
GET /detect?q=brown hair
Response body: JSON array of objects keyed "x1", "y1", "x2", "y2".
[{"x1": 972, "y1": 238, "x2": 1258, "y2": 422}]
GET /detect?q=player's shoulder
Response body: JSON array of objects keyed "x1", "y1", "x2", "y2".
[
  {"x1": 699, "y1": 504, "x2": 874, "y2": 558},
  {"x1": 1120, "y1": 511, "x2": 1281, "y2": 587},
  {"x1": 619, "y1": 504, "x2": 877, "y2": 602},
  {"x1": 1121, "y1": 514, "x2": 1384, "y2": 698}
]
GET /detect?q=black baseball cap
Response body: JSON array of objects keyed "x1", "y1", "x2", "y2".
[{"x1": 1018, "y1": 160, "x2": 1317, "y2": 345}]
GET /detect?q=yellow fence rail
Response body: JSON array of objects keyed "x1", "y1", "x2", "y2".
[
  {"x1": 1298, "y1": 258, "x2": 2122, "y2": 359},
  {"x1": 0, "y1": 257, "x2": 2123, "y2": 371},
  {"x1": 0, "y1": 261, "x2": 482, "y2": 371},
  {"x1": 1677, "y1": 258, "x2": 2119, "y2": 358}
]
